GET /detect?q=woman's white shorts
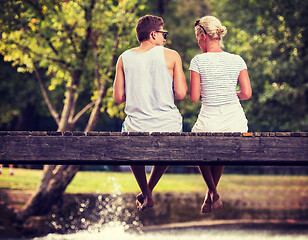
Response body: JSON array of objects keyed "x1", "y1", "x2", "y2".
[{"x1": 192, "y1": 101, "x2": 248, "y2": 133}]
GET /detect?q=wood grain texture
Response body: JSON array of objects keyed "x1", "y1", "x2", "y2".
[{"x1": 0, "y1": 131, "x2": 307, "y2": 165}]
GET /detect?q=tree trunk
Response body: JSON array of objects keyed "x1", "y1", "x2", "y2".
[
  {"x1": 15, "y1": 2, "x2": 98, "y2": 224},
  {"x1": 58, "y1": 86, "x2": 78, "y2": 131},
  {"x1": 16, "y1": 74, "x2": 82, "y2": 223},
  {"x1": 85, "y1": 83, "x2": 106, "y2": 132},
  {"x1": 16, "y1": 165, "x2": 80, "y2": 222}
]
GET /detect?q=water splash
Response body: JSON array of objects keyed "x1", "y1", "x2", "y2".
[{"x1": 48, "y1": 176, "x2": 142, "y2": 235}]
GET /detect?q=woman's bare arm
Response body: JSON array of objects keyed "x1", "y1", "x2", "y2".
[
  {"x1": 190, "y1": 70, "x2": 201, "y2": 103},
  {"x1": 237, "y1": 69, "x2": 252, "y2": 100}
]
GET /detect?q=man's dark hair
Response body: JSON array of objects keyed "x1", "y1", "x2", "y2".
[{"x1": 136, "y1": 15, "x2": 164, "y2": 42}]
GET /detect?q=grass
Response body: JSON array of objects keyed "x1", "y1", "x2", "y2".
[{"x1": 1, "y1": 167, "x2": 308, "y2": 194}]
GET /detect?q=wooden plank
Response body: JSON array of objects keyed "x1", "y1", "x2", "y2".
[{"x1": 0, "y1": 131, "x2": 307, "y2": 165}]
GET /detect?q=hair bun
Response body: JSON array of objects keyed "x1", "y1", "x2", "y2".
[{"x1": 217, "y1": 26, "x2": 227, "y2": 37}]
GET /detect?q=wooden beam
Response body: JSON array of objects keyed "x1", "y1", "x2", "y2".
[{"x1": 0, "y1": 131, "x2": 307, "y2": 166}]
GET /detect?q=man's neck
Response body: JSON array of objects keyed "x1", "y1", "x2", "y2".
[{"x1": 132, "y1": 40, "x2": 158, "y2": 53}]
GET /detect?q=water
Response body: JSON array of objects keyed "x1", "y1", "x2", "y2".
[
  {"x1": 29, "y1": 222, "x2": 308, "y2": 240},
  {"x1": 6, "y1": 177, "x2": 308, "y2": 240}
]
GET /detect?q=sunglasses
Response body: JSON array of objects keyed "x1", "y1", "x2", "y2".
[
  {"x1": 195, "y1": 20, "x2": 207, "y2": 34},
  {"x1": 156, "y1": 30, "x2": 168, "y2": 40}
]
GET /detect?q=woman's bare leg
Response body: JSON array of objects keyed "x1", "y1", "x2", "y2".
[
  {"x1": 211, "y1": 165, "x2": 224, "y2": 201},
  {"x1": 198, "y1": 166, "x2": 215, "y2": 213},
  {"x1": 198, "y1": 166, "x2": 216, "y2": 194},
  {"x1": 198, "y1": 165, "x2": 224, "y2": 213}
]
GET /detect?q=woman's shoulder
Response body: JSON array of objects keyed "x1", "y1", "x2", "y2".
[
  {"x1": 223, "y1": 52, "x2": 247, "y2": 70},
  {"x1": 223, "y1": 52, "x2": 244, "y2": 60},
  {"x1": 191, "y1": 52, "x2": 205, "y2": 61}
]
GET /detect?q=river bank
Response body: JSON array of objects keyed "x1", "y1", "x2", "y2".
[{"x1": 1, "y1": 189, "x2": 307, "y2": 238}]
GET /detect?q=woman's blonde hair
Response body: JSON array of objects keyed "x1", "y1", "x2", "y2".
[{"x1": 195, "y1": 16, "x2": 227, "y2": 48}]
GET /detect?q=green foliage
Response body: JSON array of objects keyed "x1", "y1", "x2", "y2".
[
  {"x1": 0, "y1": 0, "x2": 144, "y2": 130},
  {"x1": 0, "y1": 54, "x2": 55, "y2": 130},
  {"x1": 146, "y1": 0, "x2": 308, "y2": 131},
  {"x1": 0, "y1": 0, "x2": 62, "y2": 32},
  {"x1": 209, "y1": 0, "x2": 308, "y2": 131},
  {"x1": 1, "y1": 0, "x2": 307, "y2": 131}
]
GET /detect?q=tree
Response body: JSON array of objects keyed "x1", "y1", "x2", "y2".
[
  {"x1": 151, "y1": 0, "x2": 308, "y2": 132},
  {"x1": 0, "y1": 0, "x2": 143, "y2": 222},
  {"x1": 0, "y1": 55, "x2": 43, "y2": 131},
  {"x1": 209, "y1": 0, "x2": 308, "y2": 131}
]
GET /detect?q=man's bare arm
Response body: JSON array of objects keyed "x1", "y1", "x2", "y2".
[
  {"x1": 113, "y1": 56, "x2": 126, "y2": 104},
  {"x1": 168, "y1": 50, "x2": 187, "y2": 99}
]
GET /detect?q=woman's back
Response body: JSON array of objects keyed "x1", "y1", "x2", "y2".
[{"x1": 190, "y1": 52, "x2": 247, "y2": 106}]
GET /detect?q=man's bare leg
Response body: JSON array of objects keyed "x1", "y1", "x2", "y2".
[
  {"x1": 136, "y1": 165, "x2": 168, "y2": 206},
  {"x1": 130, "y1": 165, "x2": 154, "y2": 211},
  {"x1": 148, "y1": 165, "x2": 168, "y2": 190}
]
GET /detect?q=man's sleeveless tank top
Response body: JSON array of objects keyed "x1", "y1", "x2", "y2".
[{"x1": 121, "y1": 46, "x2": 182, "y2": 132}]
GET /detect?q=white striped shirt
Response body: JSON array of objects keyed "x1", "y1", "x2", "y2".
[{"x1": 189, "y1": 52, "x2": 247, "y2": 106}]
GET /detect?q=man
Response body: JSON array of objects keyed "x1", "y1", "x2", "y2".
[{"x1": 114, "y1": 15, "x2": 187, "y2": 211}]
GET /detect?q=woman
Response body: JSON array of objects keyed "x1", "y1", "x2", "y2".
[{"x1": 189, "y1": 16, "x2": 252, "y2": 213}]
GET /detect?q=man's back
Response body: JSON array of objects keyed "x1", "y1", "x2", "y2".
[
  {"x1": 113, "y1": 14, "x2": 187, "y2": 211},
  {"x1": 121, "y1": 46, "x2": 182, "y2": 132}
]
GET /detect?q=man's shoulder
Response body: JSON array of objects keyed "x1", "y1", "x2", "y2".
[
  {"x1": 121, "y1": 49, "x2": 133, "y2": 55},
  {"x1": 164, "y1": 47, "x2": 178, "y2": 54},
  {"x1": 163, "y1": 47, "x2": 180, "y2": 58}
]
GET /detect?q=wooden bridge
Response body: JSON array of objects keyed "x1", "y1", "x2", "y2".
[{"x1": 0, "y1": 131, "x2": 307, "y2": 166}]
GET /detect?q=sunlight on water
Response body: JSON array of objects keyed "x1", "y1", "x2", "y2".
[
  {"x1": 24, "y1": 177, "x2": 308, "y2": 240},
  {"x1": 32, "y1": 222, "x2": 308, "y2": 240},
  {"x1": 47, "y1": 176, "x2": 142, "y2": 234}
]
